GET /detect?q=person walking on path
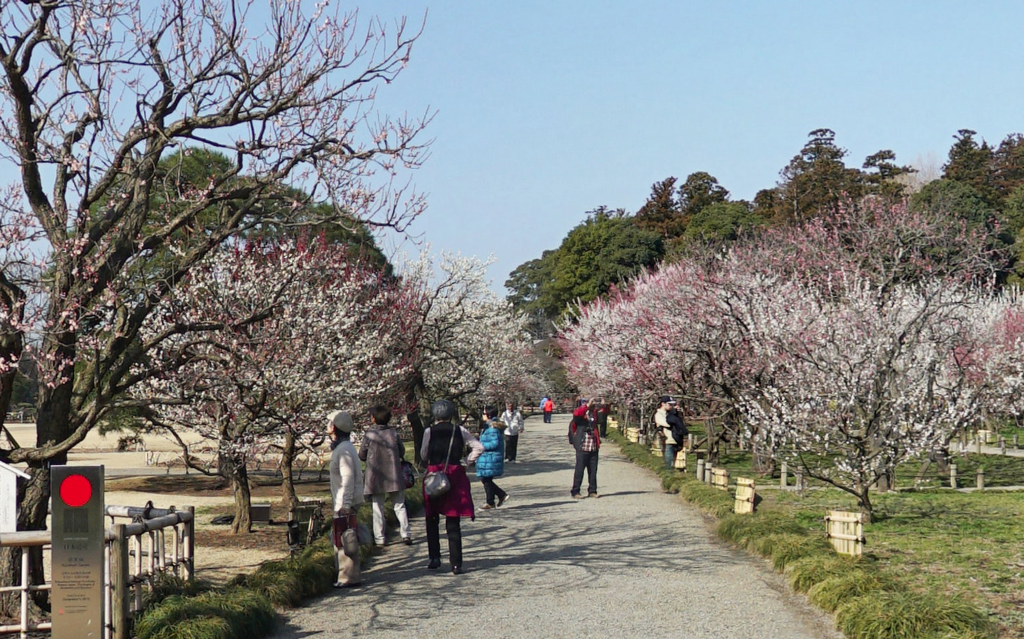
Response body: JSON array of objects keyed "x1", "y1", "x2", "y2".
[
  {"x1": 500, "y1": 402, "x2": 525, "y2": 462},
  {"x1": 542, "y1": 396, "x2": 554, "y2": 423},
  {"x1": 359, "y1": 404, "x2": 412, "y2": 547},
  {"x1": 654, "y1": 396, "x2": 676, "y2": 468},
  {"x1": 569, "y1": 398, "x2": 601, "y2": 498},
  {"x1": 327, "y1": 410, "x2": 364, "y2": 588},
  {"x1": 477, "y1": 406, "x2": 509, "y2": 510},
  {"x1": 420, "y1": 399, "x2": 484, "y2": 575},
  {"x1": 655, "y1": 396, "x2": 688, "y2": 468}
]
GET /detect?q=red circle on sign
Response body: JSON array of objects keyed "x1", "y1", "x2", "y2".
[{"x1": 60, "y1": 474, "x2": 92, "y2": 508}]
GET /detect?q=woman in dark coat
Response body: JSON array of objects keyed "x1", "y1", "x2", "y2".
[{"x1": 419, "y1": 399, "x2": 484, "y2": 575}]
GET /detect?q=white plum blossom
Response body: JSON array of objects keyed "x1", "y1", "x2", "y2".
[{"x1": 137, "y1": 238, "x2": 420, "y2": 531}]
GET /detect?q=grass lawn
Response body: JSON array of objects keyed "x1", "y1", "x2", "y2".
[{"x1": 763, "y1": 489, "x2": 1024, "y2": 638}]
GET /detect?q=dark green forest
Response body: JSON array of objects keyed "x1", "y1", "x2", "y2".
[{"x1": 506, "y1": 128, "x2": 1024, "y2": 336}]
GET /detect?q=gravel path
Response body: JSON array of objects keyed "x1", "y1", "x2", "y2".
[{"x1": 271, "y1": 414, "x2": 841, "y2": 639}]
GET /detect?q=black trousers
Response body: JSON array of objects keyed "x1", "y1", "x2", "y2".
[
  {"x1": 505, "y1": 434, "x2": 519, "y2": 461},
  {"x1": 543, "y1": 411, "x2": 552, "y2": 423},
  {"x1": 480, "y1": 476, "x2": 507, "y2": 506},
  {"x1": 426, "y1": 514, "x2": 462, "y2": 567},
  {"x1": 571, "y1": 449, "x2": 599, "y2": 496}
]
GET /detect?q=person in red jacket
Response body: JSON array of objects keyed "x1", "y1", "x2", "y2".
[
  {"x1": 568, "y1": 398, "x2": 600, "y2": 498},
  {"x1": 542, "y1": 397, "x2": 554, "y2": 423}
]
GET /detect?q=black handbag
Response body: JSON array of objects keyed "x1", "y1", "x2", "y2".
[
  {"x1": 423, "y1": 427, "x2": 457, "y2": 499},
  {"x1": 401, "y1": 460, "x2": 418, "y2": 489}
]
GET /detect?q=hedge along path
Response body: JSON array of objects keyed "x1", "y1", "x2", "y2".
[{"x1": 271, "y1": 414, "x2": 841, "y2": 639}]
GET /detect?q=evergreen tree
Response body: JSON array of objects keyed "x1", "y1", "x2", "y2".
[
  {"x1": 863, "y1": 149, "x2": 914, "y2": 201},
  {"x1": 634, "y1": 177, "x2": 685, "y2": 238},
  {"x1": 678, "y1": 171, "x2": 730, "y2": 218},
  {"x1": 776, "y1": 128, "x2": 864, "y2": 222},
  {"x1": 942, "y1": 129, "x2": 998, "y2": 208}
]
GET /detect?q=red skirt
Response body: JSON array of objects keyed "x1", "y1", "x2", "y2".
[{"x1": 422, "y1": 464, "x2": 475, "y2": 520}]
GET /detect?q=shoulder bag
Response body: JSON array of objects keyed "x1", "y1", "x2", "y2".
[{"x1": 422, "y1": 426, "x2": 457, "y2": 499}]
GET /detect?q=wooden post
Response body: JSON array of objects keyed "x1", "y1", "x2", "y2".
[
  {"x1": 780, "y1": 462, "x2": 788, "y2": 489},
  {"x1": 184, "y1": 505, "x2": 195, "y2": 580},
  {"x1": 949, "y1": 463, "x2": 957, "y2": 489},
  {"x1": 705, "y1": 464, "x2": 713, "y2": 485},
  {"x1": 795, "y1": 470, "x2": 805, "y2": 491},
  {"x1": 20, "y1": 546, "x2": 28, "y2": 639},
  {"x1": 825, "y1": 510, "x2": 865, "y2": 556},
  {"x1": 696, "y1": 458, "x2": 705, "y2": 483},
  {"x1": 975, "y1": 438, "x2": 982, "y2": 454},
  {"x1": 1014, "y1": 433, "x2": 1019, "y2": 449},
  {"x1": 687, "y1": 433, "x2": 694, "y2": 451},
  {"x1": 111, "y1": 524, "x2": 130, "y2": 639},
  {"x1": 734, "y1": 478, "x2": 756, "y2": 514},
  {"x1": 977, "y1": 467, "x2": 985, "y2": 490},
  {"x1": 133, "y1": 535, "x2": 143, "y2": 611},
  {"x1": 1000, "y1": 437, "x2": 1007, "y2": 456}
]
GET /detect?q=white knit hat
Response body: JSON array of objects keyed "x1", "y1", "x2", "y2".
[{"x1": 327, "y1": 410, "x2": 354, "y2": 433}]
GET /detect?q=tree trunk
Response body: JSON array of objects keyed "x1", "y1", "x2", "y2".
[
  {"x1": 231, "y1": 465, "x2": 253, "y2": 534},
  {"x1": 407, "y1": 380, "x2": 426, "y2": 466},
  {"x1": 221, "y1": 454, "x2": 253, "y2": 534},
  {"x1": 280, "y1": 429, "x2": 298, "y2": 513},
  {"x1": 751, "y1": 442, "x2": 775, "y2": 477},
  {"x1": 703, "y1": 418, "x2": 721, "y2": 464},
  {"x1": 407, "y1": 408, "x2": 425, "y2": 467},
  {"x1": 858, "y1": 487, "x2": 874, "y2": 523}
]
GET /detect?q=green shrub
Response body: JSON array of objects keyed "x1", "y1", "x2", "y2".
[
  {"x1": 766, "y1": 533, "x2": 831, "y2": 571},
  {"x1": 144, "y1": 573, "x2": 214, "y2": 608},
  {"x1": 136, "y1": 616, "x2": 235, "y2": 639},
  {"x1": 678, "y1": 482, "x2": 734, "y2": 518},
  {"x1": 241, "y1": 561, "x2": 306, "y2": 608},
  {"x1": 836, "y1": 591, "x2": 996, "y2": 639},
  {"x1": 808, "y1": 571, "x2": 905, "y2": 612},
  {"x1": 786, "y1": 554, "x2": 865, "y2": 593},
  {"x1": 135, "y1": 588, "x2": 276, "y2": 639},
  {"x1": 717, "y1": 512, "x2": 806, "y2": 551},
  {"x1": 293, "y1": 544, "x2": 337, "y2": 596}
]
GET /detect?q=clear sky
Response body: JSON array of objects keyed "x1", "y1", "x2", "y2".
[{"x1": 363, "y1": 1, "x2": 1024, "y2": 293}]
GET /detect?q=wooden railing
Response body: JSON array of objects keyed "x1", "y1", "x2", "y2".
[
  {"x1": 0, "y1": 531, "x2": 51, "y2": 638},
  {"x1": 0, "y1": 504, "x2": 194, "y2": 639}
]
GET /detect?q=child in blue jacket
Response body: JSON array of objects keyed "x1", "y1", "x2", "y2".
[{"x1": 477, "y1": 406, "x2": 509, "y2": 509}]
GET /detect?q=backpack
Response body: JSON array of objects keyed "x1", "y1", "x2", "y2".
[{"x1": 666, "y1": 411, "x2": 688, "y2": 444}]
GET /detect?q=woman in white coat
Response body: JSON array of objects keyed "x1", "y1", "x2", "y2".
[
  {"x1": 328, "y1": 410, "x2": 364, "y2": 588},
  {"x1": 501, "y1": 402, "x2": 525, "y2": 462}
]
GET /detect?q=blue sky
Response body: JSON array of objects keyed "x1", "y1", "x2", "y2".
[{"x1": 363, "y1": 1, "x2": 1024, "y2": 292}]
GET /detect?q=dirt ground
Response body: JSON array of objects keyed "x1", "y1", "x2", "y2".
[{"x1": 105, "y1": 475, "x2": 334, "y2": 584}]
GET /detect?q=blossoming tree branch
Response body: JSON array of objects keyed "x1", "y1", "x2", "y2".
[{"x1": 560, "y1": 200, "x2": 1024, "y2": 519}]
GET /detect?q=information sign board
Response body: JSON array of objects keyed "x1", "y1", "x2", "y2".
[{"x1": 51, "y1": 465, "x2": 105, "y2": 639}]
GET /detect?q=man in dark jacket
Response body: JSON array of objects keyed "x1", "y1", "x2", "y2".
[{"x1": 568, "y1": 399, "x2": 600, "y2": 499}]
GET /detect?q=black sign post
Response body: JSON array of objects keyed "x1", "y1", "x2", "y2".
[{"x1": 51, "y1": 465, "x2": 105, "y2": 639}]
